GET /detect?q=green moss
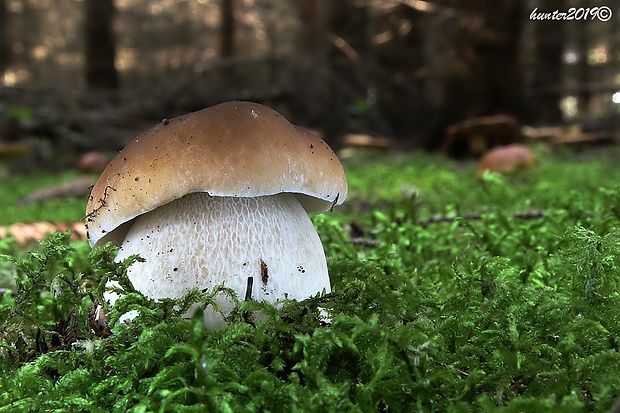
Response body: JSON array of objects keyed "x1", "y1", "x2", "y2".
[
  {"x1": 0, "y1": 171, "x2": 90, "y2": 226},
  {"x1": 1, "y1": 150, "x2": 620, "y2": 411}
]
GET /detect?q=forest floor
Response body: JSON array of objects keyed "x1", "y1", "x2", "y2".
[{"x1": 1, "y1": 145, "x2": 620, "y2": 411}]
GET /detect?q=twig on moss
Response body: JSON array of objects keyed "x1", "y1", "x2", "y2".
[
  {"x1": 435, "y1": 360, "x2": 470, "y2": 378},
  {"x1": 418, "y1": 209, "x2": 546, "y2": 227},
  {"x1": 19, "y1": 177, "x2": 96, "y2": 206},
  {"x1": 350, "y1": 237, "x2": 380, "y2": 247},
  {"x1": 347, "y1": 209, "x2": 548, "y2": 248}
]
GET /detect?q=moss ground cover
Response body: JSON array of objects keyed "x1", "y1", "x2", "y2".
[
  {"x1": 1, "y1": 147, "x2": 620, "y2": 411},
  {"x1": 0, "y1": 171, "x2": 89, "y2": 226}
]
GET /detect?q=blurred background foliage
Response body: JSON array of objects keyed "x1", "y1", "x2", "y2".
[{"x1": 1, "y1": 0, "x2": 620, "y2": 161}]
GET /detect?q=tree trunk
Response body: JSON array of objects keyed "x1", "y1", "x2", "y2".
[
  {"x1": 575, "y1": 24, "x2": 591, "y2": 117},
  {"x1": 527, "y1": 0, "x2": 565, "y2": 124},
  {"x1": 0, "y1": 0, "x2": 10, "y2": 78},
  {"x1": 84, "y1": 0, "x2": 118, "y2": 90},
  {"x1": 220, "y1": 0, "x2": 235, "y2": 58},
  {"x1": 456, "y1": 0, "x2": 524, "y2": 117},
  {"x1": 326, "y1": 0, "x2": 372, "y2": 133},
  {"x1": 427, "y1": 0, "x2": 525, "y2": 150},
  {"x1": 299, "y1": 0, "x2": 322, "y2": 57}
]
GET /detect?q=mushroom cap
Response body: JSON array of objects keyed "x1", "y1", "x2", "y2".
[
  {"x1": 86, "y1": 101, "x2": 348, "y2": 247},
  {"x1": 477, "y1": 144, "x2": 536, "y2": 178}
]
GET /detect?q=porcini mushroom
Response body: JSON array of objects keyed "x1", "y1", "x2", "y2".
[
  {"x1": 477, "y1": 144, "x2": 536, "y2": 179},
  {"x1": 85, "y1": 101, "x2": 347, "y2": 326}
]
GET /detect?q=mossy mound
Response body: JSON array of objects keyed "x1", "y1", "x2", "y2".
[{"x1": 1, "y1": 149, "x2": 620, "y2": 411}]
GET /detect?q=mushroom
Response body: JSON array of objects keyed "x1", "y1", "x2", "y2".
[
  {"x1": 477, "y1": 144, "x2": 536, "y2": 179},
  {"x1": 85, "y1": 101, "x2": 347, "y2": 326},
  {"x1": 78, "y1": 151, "x2": 110, "y2": 174}
]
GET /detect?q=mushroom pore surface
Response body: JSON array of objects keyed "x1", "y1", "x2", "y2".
[{"x1": 114, "y1": 192, "x2": 330, "y2": 323}]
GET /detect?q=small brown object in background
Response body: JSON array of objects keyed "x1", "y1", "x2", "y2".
[
  {"x1": 341, "y1": 134, "x2": 391, "y2": 150},
  {"x1": 19, "y1": 177, "x2": 96, "y2": 205},
  {"x1": 78, "y1": 151, "x2": 109, "y2": 174},
  {"x1": 477, "y1": 144, "x2": 536, "y2": 179},
  {"x1": 0, "y1": 221, "x2": 87, "y2": 245},
  {"x1": 0, "y1": 142, "x2": 32, "y2": 178},
  {"x1": 521, "y1": 125, "x2": 610, "y2": 148},
  {"x1": 444, "y1": 115, "x2": 519, "y2": 158},
  {"x1": 0, "y1": 142, "x2": 31, "y2": 160}
]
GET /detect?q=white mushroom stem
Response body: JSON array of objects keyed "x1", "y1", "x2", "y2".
[{"x1": 113, "y1": 192, "x2": 330, "y2": 326}]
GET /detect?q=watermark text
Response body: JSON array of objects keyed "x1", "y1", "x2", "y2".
[{"x1": 530, "y1": 6, "x2": 612, "y2": 22}]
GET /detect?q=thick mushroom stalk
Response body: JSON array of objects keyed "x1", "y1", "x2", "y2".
[{"x1": 114, "y1": 192, "x2": 330, "y2": 326}]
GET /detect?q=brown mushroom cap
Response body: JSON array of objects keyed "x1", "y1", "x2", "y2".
[
  {"x1": 477, "y1": 144, "x2": 536, "y2": 179},
  {"x1": 86, "y1": 101, "x2": 348, "y2": 247}
]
